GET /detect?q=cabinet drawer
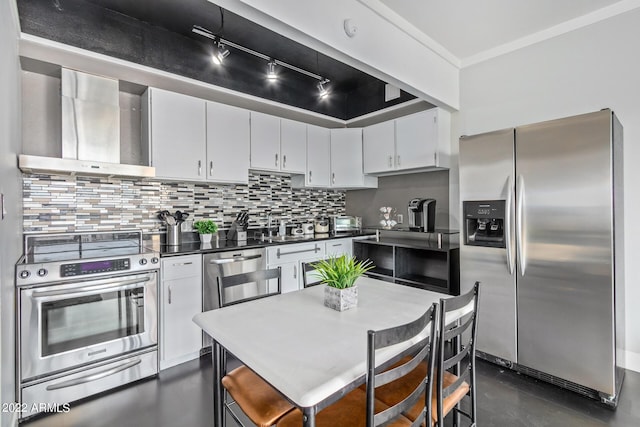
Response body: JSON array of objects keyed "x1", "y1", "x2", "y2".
[
  {"x1": 326, "y1": 238, "x2": 352, "y2": 257},
  {"x1": 161, "y1": 255, "x2": 202, "y2": 281},
  {"x1": 267, "y1": 243, "x2": 325, "y2": 264}
]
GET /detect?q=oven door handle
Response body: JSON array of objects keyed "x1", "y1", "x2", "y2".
[
  {"x1": 45, "y1": 358, "x2": 142, "y2": 391},
  {"x1": 31, "y1": 276, "x2": 152, "y2": 299}
]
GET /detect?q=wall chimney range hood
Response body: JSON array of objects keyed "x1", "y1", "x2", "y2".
[{"x1": 19, "y1": 69, "x2": 155, "y2": 178}]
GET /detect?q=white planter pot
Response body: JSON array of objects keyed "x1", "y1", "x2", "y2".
[
  {"x1": 199, "y1": 233, "x2": 212, "y2": 243},
  {"x1": 324, "y1": 285, "x2": 358, "y2": 312}
]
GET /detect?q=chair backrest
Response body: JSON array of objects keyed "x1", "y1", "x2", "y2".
[
  {"x1": 216, "y1": 267, "x2": 281, "y2": 307},
  {"x1": 435, "y1": 281, "x2": 480, "y2": 424},
  {"x1": 365, "y1": 303, "x2": 439, "y2": 427},
  {"x1": 301, "y1": 260, "x2": 323, "y2": 288}
]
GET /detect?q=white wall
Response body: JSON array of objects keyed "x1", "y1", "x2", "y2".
[
  {"x1": 0, "y1": 1, "x2": 22, "y2": 425},
  {"x1": 456, "y1": 8, "x2": 640, "y2": 372}
]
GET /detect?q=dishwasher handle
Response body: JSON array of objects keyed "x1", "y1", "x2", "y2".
[{"x1": 209, "y1": 254, "x2": 263, "y2": 264}]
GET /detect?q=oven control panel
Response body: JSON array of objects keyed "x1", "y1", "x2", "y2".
[{"x1": 61, "y1": 258, "x2": 130, "y2": 277}]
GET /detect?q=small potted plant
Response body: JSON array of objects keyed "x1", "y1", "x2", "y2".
[
  {"x1": 193, "y1": 219, "x2": 218, "y2": 243},
  {"x1": 312, "y1": 255, "x2": 374, "y2": 311}
]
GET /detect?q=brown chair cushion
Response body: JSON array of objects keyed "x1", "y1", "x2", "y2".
[
  {"x1": 372, "y1": 359, "x2": 470, "y2": 426},
  {"x1": 222, "y1": 366, "x2": 294, "y2": 427},
  {"x1": 277, "y1": 387, "x2": 413, "y2": 427}
]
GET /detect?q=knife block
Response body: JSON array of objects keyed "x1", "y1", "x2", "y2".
[{"x1": 226, "y1": 222, "x2": 247, "y2": 241}]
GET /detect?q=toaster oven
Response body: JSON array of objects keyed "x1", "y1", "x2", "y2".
[{"x1": 332, "y1": 216, "x2": 362, "y2": 233}]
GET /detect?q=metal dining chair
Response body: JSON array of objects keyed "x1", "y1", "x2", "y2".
[
  {"x1": 301, "y1": 260, "x2": 324, "y2": 287},
  {"x1": 277, "y1": 303, "x2": 439, "y2": 427},
  {"x1": 434, "y1": 282, "x2": 480, "y2": 427},
  {"x1": 218, "y1": 267, "x2": 296, "y2": 427}
]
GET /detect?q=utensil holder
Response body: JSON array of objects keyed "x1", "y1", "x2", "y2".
[{"x1": 166, "y1": 224, "x2": 181, "y2": 246}]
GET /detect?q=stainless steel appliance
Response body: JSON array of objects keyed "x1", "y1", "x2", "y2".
[
  {"x1": 202, "y1": 248, "x2": 267, "y2": 346},
  {"x1": 16, "y1": 230, "x2": 159, "y2": 418},
  {"x1": 331, "y1": 216, "x2": 362, "y2": 233},
  {"x1": 407, "y1": 198, "x2": 436, "y2": 232},
  {"x1": 459, "y1": 109, "x2": 625, "y2": 406}
]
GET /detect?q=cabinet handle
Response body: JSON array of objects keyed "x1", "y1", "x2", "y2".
[
  {"x1": 210, "y1": 161, "x2": 213, "y2": 176},
  {"x1": 283, "y1": 154, "x2": 287, "y2": 168},
  {"x1": 332, "y1": 172, "x2": 336, "y2": 184},
  {"x1": 309, "y1": 170, "x2": 312, "y2": 182},
  {"x1": 168, "y1": 285, "x2": 172, "y2": 304},
  {"x1": 388, "y1": 156, "x2": 393, "y2": 167},
  {"x1": 293, "y1": 265, "x2": 297, "y2": 279},
  {"x1": 434, "y1": 153, "x2": 437, "y2": 164},
  {"x1": 172, "y1": 262, "x2": 193, "y2": 266},
  {"x1": 275, "y1": 153, "x2": 279, "y2": 167},
  {"x1": 332, "y1": 243, "x2": 341, "y2": 247},
  {"x1": 397, "y1": 155, "x2": 400, "y2": 167},
  {"x1": 198, "y1": 160, "x2": 202, "y2": 176}
]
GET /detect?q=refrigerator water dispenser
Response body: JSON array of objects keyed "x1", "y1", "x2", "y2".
[{"x1": 463, "y1": 200, "x2": 506, "y2": 248}]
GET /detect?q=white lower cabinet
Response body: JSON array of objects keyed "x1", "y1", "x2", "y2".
[
  {"x1": 267, "y1": 242, "x2": 326, "y2": 293},
  {"x1": 160, "y1": 255, "x2": 202, "y2": 370}
]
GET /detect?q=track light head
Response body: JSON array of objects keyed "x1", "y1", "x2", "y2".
[
  {"x1": 267, "y1": 61, "x2": 277, "y2": 80},
  {"x1": 211, "y1": 41, "x2": 229, "y2": 65},
  {"x1": 317, "y1": 79, "x2": 330, "y2": 99}
]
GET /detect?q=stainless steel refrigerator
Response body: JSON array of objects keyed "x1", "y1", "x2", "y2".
[{"x1": 459, "y1": 109, "x2": 625, "y2": 406}]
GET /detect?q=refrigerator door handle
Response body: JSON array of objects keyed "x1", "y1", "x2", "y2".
[
  {"x1": 505, "y1": 175, "x2": 515, "y2": 275},
  {"x1": 516, "y1": 174, "x2": 526, "y2": 276}
]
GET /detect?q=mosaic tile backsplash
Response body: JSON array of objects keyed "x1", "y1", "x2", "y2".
[{"x1": 23, "y1": 172, "x2": 346, "y2": 233}]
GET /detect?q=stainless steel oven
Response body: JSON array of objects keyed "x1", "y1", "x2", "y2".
[
  {"x1": 19, "y1": 272, "x2": 158, "y2": 381},
  {"x1": 16, "y1": 230, "x2": 159, "y2": 419}
]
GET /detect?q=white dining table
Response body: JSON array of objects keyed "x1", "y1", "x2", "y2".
[{"x1": 192, "y1": 276, "x2": 455, "y2": 427}]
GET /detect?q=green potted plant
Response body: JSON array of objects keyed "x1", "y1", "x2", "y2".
[
  {"x1": 193, "y1": 219, "x2": 218, "y2": 243},
  {"x1": 312, "y1": 255, "x2": 374, "y2": 311}
]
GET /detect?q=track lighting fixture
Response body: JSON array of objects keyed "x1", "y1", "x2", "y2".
[
  {"x1": 267, "y1": 61, "x2": 277, "y2": 80},
  {"x1": 317, "y1": 79, "x2": 330, "y2": 99},
  {"x1": 193, "y1": 25, "x2": 330, "y2": 98}
]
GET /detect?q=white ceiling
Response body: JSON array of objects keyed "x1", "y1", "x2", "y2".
[{"x1": 376, "y1": 0, "x2": 624, "y2": 60}]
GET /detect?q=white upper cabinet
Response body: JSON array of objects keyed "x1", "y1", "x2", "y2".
[
  {"x1": 250, "y1": 111, "x2": 281, "y2": 171},
  {"x1": 280, "y1": 119, "x2": 307, "y2": 174},
  {"x1": 305, "y1": 125, "x2": 331, "y2": 187},
  {"x1": 250, "y1": 113, "x2": 307, "y2": 174},
  {"x1": 330, "y1": 128, "x2": 377, "y2": 188},
  {"x1": 363, "y1": 120, "x2": 395, "y2": 174},
  {"x1": 144, "y1": 88, "x2": 206, "y2": 181},
  {"x1": 206, "y1": 102, "x2": 250, "y2": 184},
  {"x1": 363, "y1": 108, "x2": 451, "y2": 176}
]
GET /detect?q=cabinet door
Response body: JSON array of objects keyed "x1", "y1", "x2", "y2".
[
  {"x1": 280, "y1": 119, "x2": 306, "y2": 173},
  {"x1": 148, "y1": 88, "x2": 206, "y2": 181},
  {"x1": 250, "y1": 111, "x2": 281, "y2": 171},
  {"x1": 330, "y1": 128, "x2": 364, "y2": 187},
  {"x1": 363, "y1": 120, "x2": 395, "y2": 174},
  {"x1": 395, "y1": 110, "x2": 438, "y2": 171},
  {"x1": 306, "y1": 125, "x2": 331, "y2": 187},
  {"x1": 278, "y1": 261, "x2": 300, "y2": 294},
  {"x1": 206, "y1": 102, "x2": 250, "y2": 184},
  {"x1": 162, "y1": 275, "x2": 202, "y2": 367}
]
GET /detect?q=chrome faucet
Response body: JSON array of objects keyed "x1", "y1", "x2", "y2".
[{"x1": 267, "y1": 214, "x2": 274, "y2": 236}]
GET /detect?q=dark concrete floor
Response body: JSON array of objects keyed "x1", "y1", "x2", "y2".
[{"x1": 21, "y1": 357, "x2": 640, "y2": 427}]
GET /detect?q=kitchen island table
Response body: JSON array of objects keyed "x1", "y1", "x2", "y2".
[{"x1": 193, "y1": 277, "x2": 466, "y2": 427}]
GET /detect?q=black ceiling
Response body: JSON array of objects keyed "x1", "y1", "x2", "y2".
[{"x1": 18, "y1": 0, "x2": 417, "y2": 120}]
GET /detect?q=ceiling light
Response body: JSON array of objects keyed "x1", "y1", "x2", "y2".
[
  {"x1": 317, "y1": 79, "x2": 330, "y2": 99},
  {"x1": 267, "y1": 61, "x2": 277, "y2": 80}
]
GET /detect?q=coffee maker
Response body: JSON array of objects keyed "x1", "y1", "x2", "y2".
[{"x1": 407, "y1": 198, "x2": 436, "y2": 232}]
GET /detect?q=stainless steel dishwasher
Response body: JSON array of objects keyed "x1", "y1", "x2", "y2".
[
  {"x1": 203, "y1": 247, "x2": 267, "y2": 311},
  {"x1": 202, "y1": 248, "x2": 266, "y2": 349}
]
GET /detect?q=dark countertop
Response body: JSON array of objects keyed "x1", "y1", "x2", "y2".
[
  {"x1": 354, "y1": 236, "x2": 459, "y2": 252},
  {"x1": 153, "y1": 231, "x2": 375, "y2": 257}
]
